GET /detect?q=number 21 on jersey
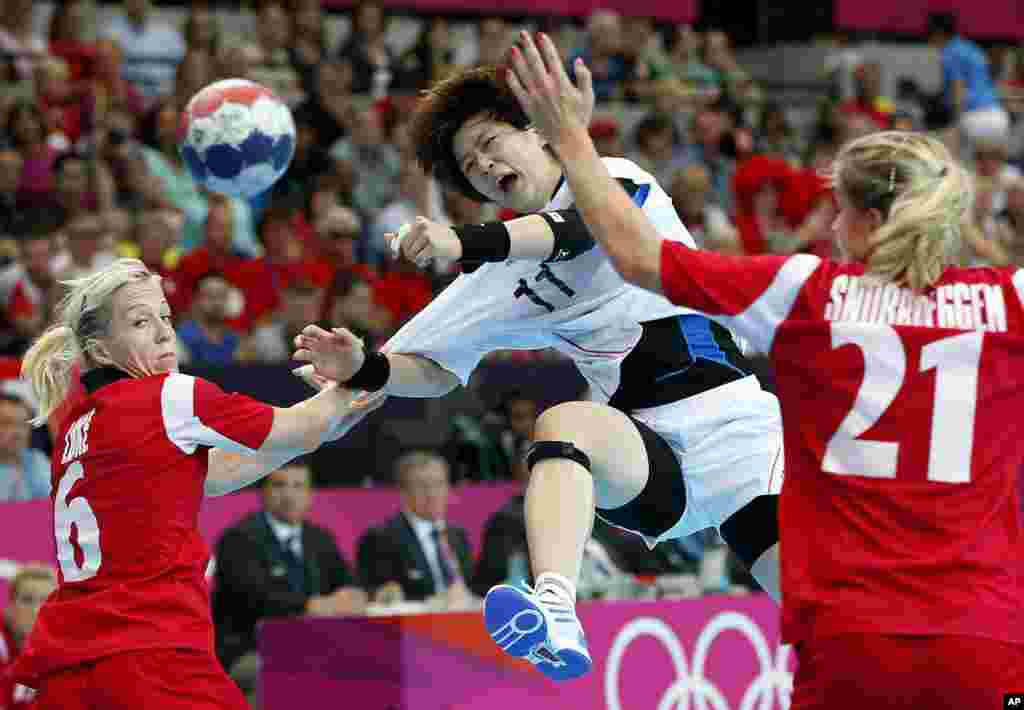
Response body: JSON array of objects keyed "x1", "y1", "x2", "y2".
[{"x1": 823, "y1": 323, "x2": 982, "y2": 484}]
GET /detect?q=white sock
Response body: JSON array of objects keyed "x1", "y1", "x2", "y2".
[{"x1": 535, "y1": 571, "x2": 577, "y2": 606}]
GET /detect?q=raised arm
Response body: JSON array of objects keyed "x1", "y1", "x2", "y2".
[
  {"x1": 503, "y1": 32, "x2": 822, "y2": 354},
  {"x1": 504, "y1": 32, "x2": 663, "y2": 292}
]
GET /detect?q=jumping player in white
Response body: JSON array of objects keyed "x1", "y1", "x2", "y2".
[{"x1": 293, "y1": 62, "x2": 784, "y2": 682}]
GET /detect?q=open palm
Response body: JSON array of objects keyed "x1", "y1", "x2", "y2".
[
  {"x1": 292, "y1": 325, "x2": 366, "y2": 383},
  {"x1": 505, "y1": 31, "x2": 595, "y2": 156}
]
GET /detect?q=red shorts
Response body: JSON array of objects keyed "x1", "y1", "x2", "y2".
[
  {"x1": 791, "y1": 634, "x2": 1024, "y2": 710},
  {"x1": 32, "y1": 648, "x2": 247, "y2": 710}
]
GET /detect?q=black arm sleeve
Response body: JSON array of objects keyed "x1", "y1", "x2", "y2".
[
  {"x1": 541, "y1": 175, "x2": 649, "y2": 263},
  {"x1": 539, "y1": 208, "x2": 596, "y2": 263}
]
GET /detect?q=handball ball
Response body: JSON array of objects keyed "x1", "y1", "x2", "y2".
[{"x1": 178, "y1": 79, "x2": 295, "y2": 198}]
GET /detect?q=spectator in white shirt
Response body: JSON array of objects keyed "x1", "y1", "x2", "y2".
[{"x1": 100, "y1": 0, "x2": 185, "y2": 98}]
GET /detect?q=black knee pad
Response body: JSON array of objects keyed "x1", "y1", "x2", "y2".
[
  {"x1": 524, "y1": 440, "x2": 592, "y2": 472},
  {"x1": 595, "y1": 415, "x2": 686, "y2": 539},
  {"x1": 719, "y1": 494, "x2": 779, "y2": 568}
]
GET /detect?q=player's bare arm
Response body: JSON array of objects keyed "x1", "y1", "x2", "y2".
[
  {"x1": 205, "y1": 390, "x2": 386, "y2": 496},
  {"x1": 293, "y1": 325, "x2": 459, "y2": 397},
  {"x1": 506, "y1": 32, "x2": 665, "y2": 294},
  {"x1": 257, "y1": 382, "x2": 368, "y2": 454}
]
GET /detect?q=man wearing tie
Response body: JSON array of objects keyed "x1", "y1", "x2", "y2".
[
  {"x1": 357, "y1": 450, "x2": 474, "y2": 605},
  {"x1": 213, "y1": 461, "x2": 366, "y2": 707}
]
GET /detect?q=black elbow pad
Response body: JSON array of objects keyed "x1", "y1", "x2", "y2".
[{"x1": 539, "y1": 209, "x2": 596, "y2": 263}]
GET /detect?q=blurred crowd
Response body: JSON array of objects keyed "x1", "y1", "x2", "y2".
[
  {"x1": 0, "y1": 2, "x2": 1022, "y2": 363},
  {"x1": 0, "y1": 2, "x2": 1023, "y2": 705}
]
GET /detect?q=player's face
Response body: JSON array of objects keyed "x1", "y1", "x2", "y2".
[
  {"x1": 98, "y1": 277, "x2": 178, "y2": 377},
  {"x1": 453, "y1": 114, "x2": 563, "y2": 213},
  {"x1": 263, "y1": 466, "x2": 313, "y2": 524},
  {"x1": 833, "y1": 190, "x2": 880, "y2": 262}
]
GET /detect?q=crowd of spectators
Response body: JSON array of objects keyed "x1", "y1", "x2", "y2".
[{"x1": 0, "y1": 3, "x2": 1022, "y2": 704}]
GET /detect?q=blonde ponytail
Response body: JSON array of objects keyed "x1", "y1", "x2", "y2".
[
  {"x1": 834, "y1": 131, "x2": 970, "y2": 292},
  {"x1": 20, "y1": 324, "x2": 80, "y2": 427}
]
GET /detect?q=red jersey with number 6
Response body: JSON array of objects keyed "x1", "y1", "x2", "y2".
[
  {"x1": 11, "y1": 368, "x2": 274, "y2": 684},
  {"x1": 659, "y1": 244, "x2": 1024, "y2": 647}
]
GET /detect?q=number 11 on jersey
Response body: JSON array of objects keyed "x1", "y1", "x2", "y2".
[{"x1": 823, "y1": 323, "x2": 982, "y2": 484}]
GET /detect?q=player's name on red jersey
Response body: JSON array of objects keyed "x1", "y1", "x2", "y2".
[
  {"x1": 61, "y1": 409, "x2": 95, "y2": 465},
  {"x1": 824, "y1": 273, "x2": 1008, "y2": 332}
]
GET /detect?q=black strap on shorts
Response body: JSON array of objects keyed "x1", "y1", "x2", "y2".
[
  {"x1": 595, "y1": 416, "x2": 686, "y2": 538},
  {"x1": 719, "y1": 494, "x2": 779, "y2": 567}
]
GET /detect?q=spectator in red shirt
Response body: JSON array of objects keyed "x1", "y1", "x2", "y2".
[
  {"x1": 1, "y1": 230, "x2": 57, "y2": 355},
  {"x1": 170, "y1": 194, "x2": 250, "y2": 320},
  {"x1": 0, "y1": 565, "x2": 57, "y2": 708},
  {"x1": 317, "y1": 206, "x2": 378, "y2": 322},
  {"x1": 36, "y1": 57, "x2": 88, "y2": 149},
  {"x1": 371, "y1": 257, "x2": 435, "y2": 331},
  {"x1": 47, "y1": 0, "x2": 95, "y2": 82},
  {"x1": 838, "y1": 61, "x2": 894, "y2": 130},
  {"x1": 232, "y1": 203, "x2": 331, "y2": 330},
  {"x1": 732, "y1": 155, "x2": 834, "y2": 256}
]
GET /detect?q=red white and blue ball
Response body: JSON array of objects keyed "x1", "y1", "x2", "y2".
[{"x1": 179, "y1": 79, "x2": 295, "y2": 198}]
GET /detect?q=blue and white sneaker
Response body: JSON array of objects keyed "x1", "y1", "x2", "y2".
[{"x1": 483, "y1": 583, "x2": 592, "y2": 681}]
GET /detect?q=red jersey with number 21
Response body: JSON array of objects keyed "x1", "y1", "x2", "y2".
[
  {"x1": 659, "y1": 244, "x2": 1024, "y2": 647},
  {"x1": 12, "y1": 369, "x2": 274, "y2": 684}
]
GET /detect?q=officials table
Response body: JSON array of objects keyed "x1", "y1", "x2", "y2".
[{"x1": 258, "y1": 594, "x2": 795, "y2": 710}]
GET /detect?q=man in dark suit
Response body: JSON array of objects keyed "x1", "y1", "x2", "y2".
[
  {"x1": 212, "y1": 461, "x2": 366, "y2": 707},
  {"x1": 357, "y1": 450, "x2": 474, "y2": 606}
]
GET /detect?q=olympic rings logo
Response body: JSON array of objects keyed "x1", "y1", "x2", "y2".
[{"x1": 604, "y1": 612, "x2": 794, "y2": 710}]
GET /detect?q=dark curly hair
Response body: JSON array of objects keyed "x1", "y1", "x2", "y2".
[{"x1": 407, "y1": 65, "x2": 530, "y2": 203}]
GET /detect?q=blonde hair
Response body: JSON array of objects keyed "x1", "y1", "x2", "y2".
[
  {"x1": 833, "y1": 130, "x2": 975, "y2": 292},
  {"x1": 20, "y1": 259, "x2": 156, "y2": 427},
  {"x1": 9, "y1": 564, "x2": 56, "y2": 601}
]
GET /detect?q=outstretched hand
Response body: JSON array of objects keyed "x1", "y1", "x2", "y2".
[
  {"x1": 292, "y1": 360, "x2": 389, "y2": 442},
  {"x1": 505, "y1": 31, "x2": 595, "y2": 156},
  {"x1": 385, "y1": 216, "x2": 462, "y2": 269},
  {"x1": 292, "y1": 325, "x2": 366, "y2": 383}
]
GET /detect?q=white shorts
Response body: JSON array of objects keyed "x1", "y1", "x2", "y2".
[{"x1": 631, "y1": 374, "x2": 784, "y2": 544}]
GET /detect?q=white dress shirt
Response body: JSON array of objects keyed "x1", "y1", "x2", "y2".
[
  {"x1": 265, "y1": 512, "x2": 303, "y2": 559},
  {"x1": 403, "y1": 510, "x2": 447, "y2": 593}
]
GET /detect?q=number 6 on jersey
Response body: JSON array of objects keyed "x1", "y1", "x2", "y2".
[{"x1": 55, "y1": 462, "x2": 103, "y2": 581}]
